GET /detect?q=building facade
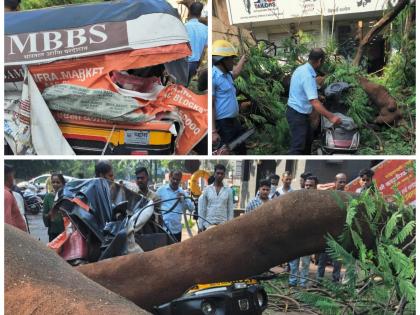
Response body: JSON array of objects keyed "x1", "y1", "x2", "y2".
[
  {"x1": 238, "y1": 159, "x2": 377, "y2": 208},
  {"x1": 225, "y1": 0, "x2": 400, "y2": 72}
]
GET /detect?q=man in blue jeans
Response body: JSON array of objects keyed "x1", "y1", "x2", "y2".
[
  {"x1": 317, "y1": 173, "x2": 347, "y2": 283},
  {"x1": 287, "y1": 48, "x2": 341, "y2": 154},
  {"x1": 289, "y1": 174, "x2": 318, "y2": 287},
  {"x1": 185, "y1": 2, "x2": 208, "y2": 84}
]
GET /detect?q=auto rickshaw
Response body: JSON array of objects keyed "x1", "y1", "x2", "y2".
[{"x1": 5, "y1": 0, "x2": 207, "y2": 155}]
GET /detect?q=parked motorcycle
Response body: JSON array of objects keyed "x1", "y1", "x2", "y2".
[{"x1": 22, "y1": 184, "x2": 43, "y2": 215}]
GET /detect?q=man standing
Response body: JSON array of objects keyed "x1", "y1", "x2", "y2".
[
  {"x1": 276, "y1": 171, "x2": 294, "y2": 197},
  {"x1": 246, "y1": 180, "x2": 271, "y2": 213},
  {"x1": 317, "y1": 173, "x2": 346, "y2": 283},
  {"x1": 135, "y1": 166, "x2": 161, "y2": 222},
  {"x1": 268, "y1": 174, "x2": 280, "y2": 199},
  {"x1": 135, "y1": 167, "x2": 159, "y2": 203},
  {"x1": 356, "y1": 168, "x2": 375, "y2": 193},
  {"x1": 157, "y1": 170, "x2": 194, "y2": 242},
  {"x1": 289, "y1": 175, "x2": 318, "y2": 287},
  {"x1": 212, "y1": 40, "x2": 247, "y2": 154},
  {"x1": 95, "y1": 161, "x2": 114, "y2": 181},
  {"x1": 287, "y1": 48, "x2": 341, "y2": 154},
  {"x1": 199, "y1": 164, "x2": 234, "y2": 230},
  {"x1": 185, "y1": 2, "x2": 208, "y2": 84},
  {"x1": 4, "y1": 164, "x2": 27, "y2": 232}
]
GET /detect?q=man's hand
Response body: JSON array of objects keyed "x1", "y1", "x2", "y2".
[
  {"x1": 177, "y1": 193, "x2": 185, "y2": 202},
  {"x1": 329, "y1": 115, "x2": 342, "y2": 126},
  {"x1": 212, "y1": 131, "x2": 221, "y2": 144}
]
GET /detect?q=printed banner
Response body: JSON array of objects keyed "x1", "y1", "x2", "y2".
[
  {"x1": 346, "y1": 160, "x2": 416, "y2": 205},
  {"x1": 5, "y1": 44, "x2": 207, "y2": 155}
]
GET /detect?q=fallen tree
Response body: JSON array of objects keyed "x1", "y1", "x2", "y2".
[
  {"x1": 76, "y1": 190, "x2": 374, "y2": 311},
  {"x1": 6, "y1": 190, "x2": 408, "y2": 313},
  {"x1": 358, "y1": 76, "x2": 403, "y2": 125},
  {"x1": 5, "y1": 225, "x2": 150, "y2": 315}
]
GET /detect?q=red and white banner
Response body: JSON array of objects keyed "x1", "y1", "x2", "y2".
[{"x1": 346, "y1": 160, "x2": 416, "y2": 205}]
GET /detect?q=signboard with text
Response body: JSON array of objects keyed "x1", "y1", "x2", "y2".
[
  {"x1": 226, "y1": 0, "x2": 389, "y2": 25},
  {"x1": 346, "y1": 160, "x2": 416, "y2": 205}
]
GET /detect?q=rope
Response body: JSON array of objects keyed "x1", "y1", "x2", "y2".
[{"x1": 101, "y1": 124, "x2": 116, "y2": 155}]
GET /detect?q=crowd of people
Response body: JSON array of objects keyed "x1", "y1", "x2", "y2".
[
  {"x1": 5, "y1": 161, "x2": 376, "y2": 286},
  {"x1": 244, "y1": 167, "x2": 375, "y2": 287}
]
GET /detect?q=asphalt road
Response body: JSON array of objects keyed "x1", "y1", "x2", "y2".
[{"x1": 25, "y1": 212, "x2": 49, "y2": 244}]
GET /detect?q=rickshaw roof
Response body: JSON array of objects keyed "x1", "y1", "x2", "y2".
[{"x1": 5, "y1": 0, "x2": 179, "y2": 35}]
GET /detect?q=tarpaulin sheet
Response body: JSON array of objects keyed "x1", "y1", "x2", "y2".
[
  {"x1": 5, "y1": 0, "x2": 178, "y2": 35},
  {"x1": 4, "y1": 71, "x2": 75, "y2": 155},
  {"x1": 5, "y1": 46, "x2": 207, "y2": 154}
]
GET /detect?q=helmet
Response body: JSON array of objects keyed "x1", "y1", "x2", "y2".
[{"x1": 212, "y1": 40, "x2": 238, "y2": 57}]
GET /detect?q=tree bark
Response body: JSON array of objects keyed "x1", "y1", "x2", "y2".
[
  {"x1": 5, "y1": 225, "x2": 150, "y2": 315},
  {"x1": 77, "y1": 190, "x2": 373, "y2": 311},
  {"x1": 358, "y1": 76, "x2": 403, "y2": 124},
  {"x1": 353, "y1": 0, "x2": 410, "y2": 66}
]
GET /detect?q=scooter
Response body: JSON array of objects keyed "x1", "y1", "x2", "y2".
[
  {"x1": 318, "y1": 82, "x2": 360, "y2": 155},
  {"x1": 23, "y1": 184, "x2": 43, "y2": 215}
]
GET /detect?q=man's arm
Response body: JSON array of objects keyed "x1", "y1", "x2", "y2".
[
  {"x1": 309, "y1": 99, "x2": 341, "y2": 125},
  {"x1": 212, "y1": 95, "x2": 220, "y2": 144},
  {"x1": 197, "y1": 195, "x2": 205, "y2": 230},
  {"x1": 200, "y1": 189, "x2": 208, "y2": 227},
  {"x1": 227, "y1": 189, "x2": 234, "y2": 220},
  {"x1": 232, "y1": 55, "x2": 247, "y2": 79},
  {"x1": 245, "y1": 200, "x2": 254, "y2": 213}
]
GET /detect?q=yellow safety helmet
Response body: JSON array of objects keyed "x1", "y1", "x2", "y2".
[{"x1": 212, "y1": 40, "x2": 238, "y2": 63}]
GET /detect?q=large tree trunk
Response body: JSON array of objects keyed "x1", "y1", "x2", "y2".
[
  {"x1": 353, "y1": 0, "x2": 410, "y2": 66},
  {"x1": 5, "y1": 225, "x2": 150, "y2": 315},
  {"x1": 78, "y1": 190, "x2": 373, "y2": 311},
  {"x1": 358, "y1": 76, "x2": 403, "y2": 124}
]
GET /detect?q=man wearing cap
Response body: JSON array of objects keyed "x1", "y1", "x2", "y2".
[
  {"x1": 212, "y1": 40, "x2": 247, "y2": 154},
  {"x1": 287, "y1": 48, "x2": 342, "y2": 154}
]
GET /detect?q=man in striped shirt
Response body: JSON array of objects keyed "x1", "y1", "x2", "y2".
[{"x1": 246, "y1": 179, "x2": 271, "y2": 213}]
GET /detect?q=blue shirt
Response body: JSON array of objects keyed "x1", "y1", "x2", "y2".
[
  {"x1": 212, "y1": 66, "x2": 239, "y2": 120},
  {"x1": 288, "y1": 63, "x2": 318, "y2": 114},
  {"x1": 156, "y1": 184, "x2": 195, "y2": 234},
  {"x1": 185, "y1": 18, "x2": 208, "y2": 62}
]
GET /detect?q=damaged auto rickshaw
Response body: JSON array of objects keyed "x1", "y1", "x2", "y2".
[
  {"x1": 5, "y1": 0, "x2": 207, "y2": 155},
  {"x1": 49, "y1": 178, "x2": 267, "y2": 315}
]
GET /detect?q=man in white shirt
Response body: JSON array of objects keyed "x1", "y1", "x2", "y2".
[
  {"x1": 276, "y1": 171, "x2": 294, "y2": 197},
  {"x1": 198, "y1": 164, "x2": 233, "y2": 230},
  {"x1": 268, "y1": 174, "x2": 280, "y2": 199}
]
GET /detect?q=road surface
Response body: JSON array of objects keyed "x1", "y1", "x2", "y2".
[{"x1": 25, "y1": 212, "x2": 49, "y2": 244}]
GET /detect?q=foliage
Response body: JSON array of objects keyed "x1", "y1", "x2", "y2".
[
  {"x1": 238, "y1": 25, "x2": 415, "y2": 154},
  {"x1": 262, "y1": 182, "x2": 416, "y2": 314},
  {"x1": 301, "y1": 183, "x2": 416, "y2": 314},
  {"x1": 235, "y1": 42, "x2": 290, "y2": 154},
  {"x1": 324, "y1": 62, "x2": 373, "y2": 126}
]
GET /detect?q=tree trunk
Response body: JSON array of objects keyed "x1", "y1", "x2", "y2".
[
  {"x1": 353, "y1": 0, "x2": 410, "y2": 66},
  {"x1": 5, "y1": 225, "x2": 150, "y2": 315},
  {"x1": 77, "y1": 190, "x2": 374, "y2": 311},
  {"x1": 358, "y1": 76, "x2": 403, "y2": 124}
]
